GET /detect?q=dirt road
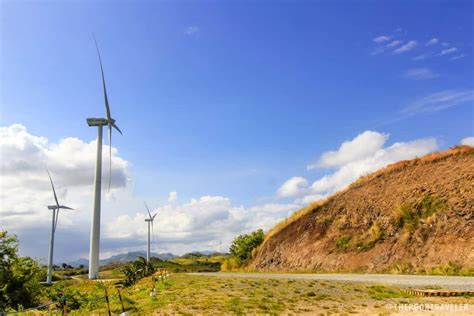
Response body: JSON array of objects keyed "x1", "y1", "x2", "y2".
[{"x1": 188, "y1": 272, "x2": 474, "y2": 290}]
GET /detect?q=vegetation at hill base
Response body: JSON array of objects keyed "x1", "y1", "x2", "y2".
[
  {"x1": 221, "y1": 229, "x2": 265, "y2": 271},
  {"x1": 0, "y1": 231, "x2": 42, "y2": 311}
]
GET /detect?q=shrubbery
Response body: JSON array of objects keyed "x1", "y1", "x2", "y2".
[
  {"x1": 0, "y1": 231, "x2": 43, "y2": 311},
  {"x1": 121, "y1": 256, "x2": 155, "y2": 286},
  {"x1": 222, "y1": 229, "x2": 265, "y2": 271},
  {"x1": 393, "y1": 194, "x2": 446, "y2": 231}
]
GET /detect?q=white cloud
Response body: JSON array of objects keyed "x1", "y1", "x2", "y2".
[
  {"x1": 386, "y1": 40, "x2": 402, "y2": 48},
  {"x1": 404, "y1": 67, "x2": 439, "y2": 80},
  {"x1": 425, "y1": 38, "x2": 439, "y2": 46},
  {"x1": 0, "y1": 124, "x2": 129, "y2": 224},
  {"x1": 277, "y1": 177, "x2": 309, "y2": 198},
  {"x1": 1, "y1": 124, "x2": 300, "y2": 259},
  {"x1": 308, "y1": 131, "x2": 388, "y2": 169},
  {"x1": 451, "y1": 54, "x2": 467, "y2": 61},
  {"x1": 309, "y1": 137, "x2": 438, "y2": 195},
  {"x1": 373, "y1": 35, "x2": 391, "y2": 43},
  {"x1": 439, "y1": 47, "x2": 457, "y2": 56},
  {"x1": 185, "y1": 26, "x2": 199, "y2": 36},
  {"x1": 168, "y1": 191, "x2": 178, "y2": 202},
  {"x1": 461, "y1": 137, "x2": 474, "y2": 146},
  {"x1": 402, "y1": 90, "x2": 474, "y2": 115},
  {"x1": 279, "y1": 132, "x2": 439, "y2": 205},
  {"x1": 105, "y1": 196, "x2": 299, "y2": 254},
  {"x1": 393, "y1": 40, "x2": 417, "y2": 54}
]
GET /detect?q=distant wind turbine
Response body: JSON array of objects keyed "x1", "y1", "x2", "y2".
[
  {"x1": 144, "y1": 202, "x2": 157, "y2": 263},
  {"x1": 87, "y1": 35, "x2": 123, "y2": 279},
  {"x1": 45, "y1": 168, "x2": 73, "y2": 284}
]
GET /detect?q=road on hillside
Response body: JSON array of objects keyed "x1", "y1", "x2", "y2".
[{"x1": 188, "y1": 272, "x2": 474, "y2": 291}]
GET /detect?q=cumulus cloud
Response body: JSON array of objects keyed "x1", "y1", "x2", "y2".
[
  {"x1": 393, "y1": 40, "x2": 417, "y2": 54},
  {"x1": 277, "y1": 177, "x2": 309, "y2": 198},
  {"x1": 308, "y1": 131, "x2": 388, "y2": 169},
  {"x1": 0, "y1": 124, "x2": 133, "y2": 261},
  {"x1": 168, "y1": 191, "x2": 178, "y2": 202},
  {"x1": 278, "y1": 131, "x2": 438, "y2": 205},
  {"x1": 373, "y1": 35, "x2": 391, "y2": 43},
  {"x1": 0, "y1": 124, "x2": 128, "y2": 224},
  {"x1": 461, "y1": 137, "x2": 474, "y2": 146},
  {"x1": 404, "y1": 67, "x2": 439, "y2": 80},
  {"x1": 309, "y1": 137, "x2": 437, "y2": 195},
  {"x1": 105, "y1": 196, "x2": 299, "y2": 254},
  {"x1": 1, "y1": 124, "x2": 300, "y2": 260},
  {"x1": 426, "y1": 38, "x2": 439, "y2": 46},
  {"x1": 402, "y1": 90, "x2": 474, "y2": 115}
]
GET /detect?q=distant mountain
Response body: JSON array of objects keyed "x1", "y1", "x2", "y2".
[
  {"x1": 195, "y1": 250, "x2": 219, "y2": 255},
  {"x1": 67, "y1": 251, "x2": 176, "y2": 267}
]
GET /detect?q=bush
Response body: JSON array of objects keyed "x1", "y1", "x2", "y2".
[
  {"x1": 394, "y1": 194, "x2": 446, "y2": 232},
  {"x1": 229, "y1": 229, "x2": 265, "y2": 264},
  {"x1": 0, "y1": 231, "x2": 42, "y2": 311},
  {"x1": 221, "y1": 257, "x2": 241, "y2": 272},
  {"x1": 335, "y1": 235, "x2": 352, "y2": 251},
  {"x1": 356, "y1": 223, "x2": 384, "y2": 251},
  {"x1": 46, "y1": 283, "x2": 83, "y2": 311},
  {"x1": 121, "y1": 256, "x2": 155, "y2": 287}
]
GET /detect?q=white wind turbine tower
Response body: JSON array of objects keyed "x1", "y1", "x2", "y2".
[
  {"x1": 87, "y1": 36, "x2": 123, "y2": 279},
  {"x1": 45, "y1": 168, "x2": 74, "y2": 284},
  {"x1": 144, "y1": 202, "x2": 157, "y2": 263}
]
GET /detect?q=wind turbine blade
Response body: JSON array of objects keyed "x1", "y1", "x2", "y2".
[
  {"x1": 59, "y1": 205, "x2": 74, "y2": 210},
  {"x1": 144, "y1": 202, "x2": 152, "y2": 219},
  {"x1": 45, "y1": 168, "x2": 60, "y2": 208},
  {"x1": 93, "y1": 34, "x2": 111, "y2": 121},
  {"x1": 54, "y1": 209, "x2": 59, "y2": 232},
  {"x1": 112, "y1": 122, "x2": 123, "y2": 135},
  {"x1": 108, "y1": 124, "x2": 112, "y2": 191},
  {"x1": 152, "y1": 213, "x2": 157, "y2": 220}
]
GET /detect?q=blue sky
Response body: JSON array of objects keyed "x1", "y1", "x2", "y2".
[{"x1": 1, "y1": 1, "x2": 473, "y2": 260}]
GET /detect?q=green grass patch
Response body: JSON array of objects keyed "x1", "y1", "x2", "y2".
[{"x1": 336, "y1": 235, "x2": 352, "y2": 251}]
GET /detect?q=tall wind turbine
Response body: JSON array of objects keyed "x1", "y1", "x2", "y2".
[
  {"x1": 87, "y1": 36, "x2": 123, "y2": 279},
  {"x1": 45, "y1": 169, "x2": 73, "y2": 284},
  {"x1": 144, "y1": 202, "x2": 157, "y2": 263}
]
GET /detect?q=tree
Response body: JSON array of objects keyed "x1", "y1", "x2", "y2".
[
  {"x1": 229, "y1": 229, "x2": 265, "y2": 264},
  {"x1": 0, "y1": 231, "x2": 42, "y2": 311}
]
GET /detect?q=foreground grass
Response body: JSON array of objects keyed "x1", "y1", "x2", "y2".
[{"x1": 28, "y1": 274, "x2": 474, "y2": 315}]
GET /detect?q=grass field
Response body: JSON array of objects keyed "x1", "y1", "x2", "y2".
[{"x1": 34, "y1": 273, "x2": 473, "y2": 315}]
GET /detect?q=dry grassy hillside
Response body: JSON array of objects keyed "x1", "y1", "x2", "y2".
[{"x1": 250, "y1": 146, "x2": 474, "y2": 274}]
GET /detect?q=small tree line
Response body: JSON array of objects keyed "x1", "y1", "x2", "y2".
[{"x1": 222, "y1": 229, "x2": 265, "y2": 271}]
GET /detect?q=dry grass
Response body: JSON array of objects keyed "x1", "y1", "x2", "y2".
[
  {"x1": 35, "y1": 274, "x2": 474, "y2": 315},
  {"x1": 263, "y1": 145, "x2": 473, "y2": 244}
]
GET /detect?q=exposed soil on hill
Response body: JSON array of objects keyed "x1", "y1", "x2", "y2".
[{"x1": 250, "y1": 146, "x2": 474, "y2": 273}]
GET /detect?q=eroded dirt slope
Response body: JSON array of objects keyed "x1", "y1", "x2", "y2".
[{"x1": 250, "y1": 146, "x2": 474, "y2": 273}]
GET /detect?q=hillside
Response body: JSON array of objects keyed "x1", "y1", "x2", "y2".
[{"x1": 250, "y1": 146, "x2": 474, "y2": 273}]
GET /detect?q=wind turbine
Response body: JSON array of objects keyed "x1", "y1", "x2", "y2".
[
  {"x1": 87, "y1": 36, "x2": 123, "y2": 279},
  {"x1": 144, "y1": 202, "x2": 157, "y2": 263},
  {"x1": 45, "y1": 169, "x2": 73, "y2": 284}
]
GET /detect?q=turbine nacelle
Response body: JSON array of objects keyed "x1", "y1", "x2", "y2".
[{"x1": 87, "y1": 118, "x2": 109, "y2": 127}]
